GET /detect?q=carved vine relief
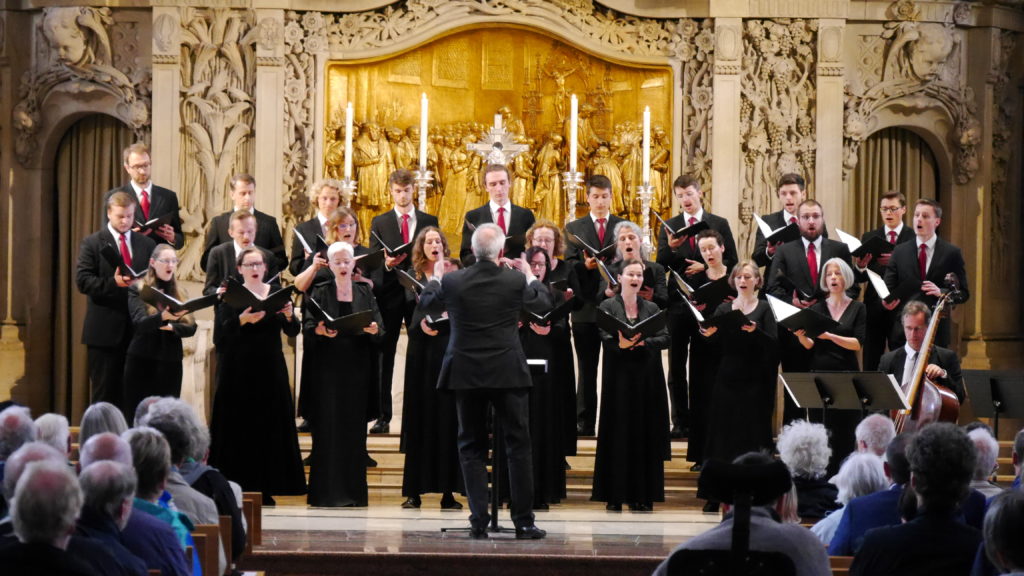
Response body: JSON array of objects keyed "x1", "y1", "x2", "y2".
[
  {"x1": 990, "y1": 30, "x2": 1018, "y2": 280},
  {"x1": 14, "y1": 7, "x2": 151, "y2": 167}
]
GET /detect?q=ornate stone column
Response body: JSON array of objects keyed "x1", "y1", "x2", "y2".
[
  {"x1": 816, "y1": 19, "x2": 846, "y2": 231},
  {"x1": 151, "y1": 8, "x2": 181, "y2": 190},
  {"x1": 254, "y1": 9, "x2": 286, "y2": 221},
  {"x1": 710, "y1": 18, "x2": 742, "y2": 227}
]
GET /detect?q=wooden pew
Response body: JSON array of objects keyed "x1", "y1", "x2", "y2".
[
  {"x1": 830, "y1": 555, "x2": 853, "y2": 576},
  {"x1": 241, "y1": 492, "x2": 262, "y2": 551},
  {"x1": 192, "y1": 524, "x2": 221, "y2": 576},
  {"x1": 219, "y1": 515, "x2": 232, "y2": 575}
]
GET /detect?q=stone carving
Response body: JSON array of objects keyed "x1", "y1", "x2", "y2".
[
  {"x1": 669, "y1": 19, "x2": 714, "y2": 203},
  {"x1": 177, "y1": 7, "x2": 258, "y2": 280},
  {"x1": 153, "y1": 13, "x2": 178, "y2": 54},
  {"x1": 14, "y1": 7, "x2": 151, "y2": 166},
  {"x1": 739, "y1": 19, "x2": 818, "y2": 259},
  {"x1": 889, "y1": 0, "x2": 921, "y2": 21},
  {"x1": 990, "y1": 30, "x2": 1017, "y2": 280},
  {"x1": 843, "y1": 21, "x2": 980, "y2": 184}
]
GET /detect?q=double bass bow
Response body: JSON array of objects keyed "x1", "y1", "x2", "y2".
[{"x1": 892, "y1": 274, "x2": 962, "y2": 434}]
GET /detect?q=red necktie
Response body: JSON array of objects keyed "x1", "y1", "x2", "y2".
[
  {"x1": 688, "y1": 216, "x2": 698, "y2": 250},
  {"x1": 496, "y1": 206, "x2": 507, "y2": 234},
  {"x1": 918, "y1": 243, "x2": 927, "y2": 280},
  {"x1": 401, "y1": 214, "x2": 410, "y2": 244},
  {"x1": 140, "y1": 189, "x2": 150, "y2": 220},
  {"x1": 596, "y1": 218, "x2": 606, "y2": 245},
  {"x1": 888, "y1": 230, "x2": 897, "y2": 244},
  {"x1": 789, "y1": 216, "x2": 797, "y2": 225},
  {"x1": 807, "y1": 242, "x2": 818, "y2": 288},
  {"x1": 119, "y1": 233, "x2": 132, "y2": 268}
]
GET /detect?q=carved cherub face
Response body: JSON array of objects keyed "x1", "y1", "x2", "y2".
[
  {"x1": 42, "y1": 9, "x2": 89, "y2": 66},
  {"x1": 909, "y1": 25, "x2": 954, "y2": 82}
]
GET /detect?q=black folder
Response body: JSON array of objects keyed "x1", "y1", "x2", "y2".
[
  {"x1": 595, "y1": 307, "x2": 667, "y2": 340},
  {"x1": 673, "y1": 273, "x2": 736, "y2": 308},
  {"x1": 371, "y1": 230, "x2": 413, "y2": 259},
  {"x1": 548, "y1": 278, "x2": 569, "y2": 292},
  {"x1": 773, "y1": 273, "x2": 818, "y2": 302},
  {"x1": 396, "y1": 268, "x2": 425, "y2": 293},
  {"x1": 567, "y1": 232, "x2": 616, "y2": 261},
  {"x1": 425, "y1": 313, "x2": 449, "y2": 331},
  {"x1": 654, "y1": 211, "x2": 709, "y2": 240},
  {"x1": 100, "y1": 243, "x2": 146, "y2": 279},
  {"x1": 754, "y1": 214, "x2": 801, "y2": 245},
  {"x1": 836, "y1": 229, "x2": 894, "y2": 260},
  {"x1": 305, "y1": 296, "x2": 375, "y2": 334},
  {"x1": 596, "y1": 259, "x2": 618, "y2": 288},
  {"x1": 865, "y1": 269, "x2": 920, "y2": 304},
  {"x1": 139, "y1": 285, "x2": 218, "y2": 314},
  {"x1": 354, "y1": 248, "x2": 385, "y2": 272},
  {"x1": 767, "y1": 295, "x2": 841, "y2": 338},
  {"x1": 684, "y1": 298, "x2": 751, "y2": 332},
  {"x1": 521, "y1": 295, "x2": 575, "y2": 326},
  {"x1": 221, "y1": 279, "x2": 295, "y2": 313},
  {"x1": 135, "y1": 213, "x2": 175, "y2": 236}
]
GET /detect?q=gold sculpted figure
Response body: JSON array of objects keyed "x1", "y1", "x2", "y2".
[
  {"x1": 510, "y1": 136, "x2": 535, "y2": 208},
  {"x1": 651, "y1": 125, "x2": 671, "y2": 215},
  {"x1": 438, "y1": 141, "x2": 470, "y2": 243},
  {"x1": 353, "y1": 122, "x2": 394, "y2": 239},
  {"x1": 591, "y1": 145, "x2": 625, "y2": 216},
  {"x1": 532, "y1": 133, "x2": 564, "y2": 224}
]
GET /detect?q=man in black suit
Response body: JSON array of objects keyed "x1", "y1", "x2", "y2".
[
  {"x1": 367, "y1": 169, "x2": 440, "y2": 434},
  {"x1": 288, "y1": 180, "x2": 341, "y2": 277},
  {"x1": 877, "y1": 300, "x2": 965, "y2": 402},
  {"x1": 850, "y1": 423, "x2": 980, "y2": 576},
  {"x1": 656, "y1": 174, "x2": 738, "y2": 439},
  {"x1": 201, "y1": 173, "x2": 286, "y2": 273},
  {"x1": 752, "y1": 173, "x2": 828, "y2": 268},
  {"x1": 767, "y1": 199, "x2": 854, "y2": 373},
  {"x1": 202, "y1": 210, "x2": 280, "y2": 298},
  {"x1": 104, "y1": 142, "x2": 184, "y2": 249},
  {"x1": 459, "y1": 164, "x2": 535, "y2": 266},
  {"x1": 564, "y1": 175, "x2": 624, "y2": 437},
  {"x1": 857, "y1": 191, "x2": 915, "y2": 371},
  {"x1": 76, "y1": 191, "x2": 156, "y2": 410},
  {"x1": 883, "y1": 198, "x2": 969, "y2": 348},
  {"x1": 420, "y1": 223, "x2": 551, "y2": 539}
]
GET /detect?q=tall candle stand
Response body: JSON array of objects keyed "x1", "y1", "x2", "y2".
[
  {"x1": 414, "y1": 169, "x2": 434, "y2": 211},
  {"x1": 339, "y1": 178, "x2": 357, "y2": 209},
  {"x1": 637, "y1": 182, "x2": 655, "y2": 252},
  {"x1": 562, "y1": 171, "x2": 584, "y2": 227}
]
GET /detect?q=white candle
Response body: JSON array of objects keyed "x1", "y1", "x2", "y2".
[
  {"x1": 344, "y1": 102, "x2": 354, "y2": 180},
  {"x1": 419, "y1": 93, "x2": 429, "y2": 171},
  {"x1": 642, "y1": 106, "x2": 651, "y2": 185},
  {"x1": 569, "y1": 95, "x2": 578, "y2": 173},
  {"x1": 494, "y1": 113, "x2": 503, "y2": 131}
]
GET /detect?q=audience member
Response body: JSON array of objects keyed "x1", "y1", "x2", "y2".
[
  {"x1": 0, "y1": 405, "x2": 37, "y2": 517},
  {"x1": 811, "y1": 452, "x2": 887, "y2": 545},
  {"x1": 1012, "y1": 427, "x2": 1024, "y2": 490},
  {"x1": 777, "y1": 420, "x2": 839, "y2": 521},
  {"x1": 79, "y1": 402, "x2": 128, "y2": 447},
  {"x1": 855, "y1": 414, "x2": 896, "y2": 457},
  {"x1": 77, "y1": 461, "x2": 148, "y2": 576},
  {"x1": 35, "y1": 413, "x2": 71, "y2": 458},
  {"x1": 983, "y1": 490, "x2": 1024, "y2": 576},
  {"x1": 851, "y1": 423, "x2": 981, "y2": 576},
  {"x1": 1, "y1": 442, "x2": 67, "y2": 537},
  {"x1": 968, "y1": 427, "x2": 1003, "y2": 499}
]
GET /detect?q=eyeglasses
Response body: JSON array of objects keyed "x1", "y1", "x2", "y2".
[
  {"x1": 240, "y1": 262, "x2": 265, "y2": 269},
  {"x1": 880, "y1": 207, "x2": 903, "y2": 213},
  {"x1": 337, "y1": 222, "x2": 356, "y2": 229},
  {"x1": 128, "y1": 163, "x2": 151, "y2": 171},
  {"x1": 154, "y1": 258, "x2": 179, "y2": 265}
]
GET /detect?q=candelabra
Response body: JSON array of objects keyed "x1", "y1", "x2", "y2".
[
  {"x1": 414, "y1": 168, "x2": 434, "y2": 211},
  {"x1": 339, "y1": 178, "x2": 357, "y2": 209},
  {"x1": 637, "y1": 182, "x2": 655, "y2": 252},
  {"x1": 561, "y1": 171, "x2": 584, "y2": 227}
]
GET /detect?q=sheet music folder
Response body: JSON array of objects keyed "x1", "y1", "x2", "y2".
[
  {"x1": 595, "y1": 308, "x2": 666, "y2": 340},
  {"x1": 781, "y1": 372, "x2": 908, "y2": 412}
]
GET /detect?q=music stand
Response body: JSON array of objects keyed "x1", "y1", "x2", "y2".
[
  {"x1": 962, "y1": 370, "x2": 1024, "y2": 437},
  {"x1": 781, "y1": 372, "x2": 909, "y2": 426},
  {"x1": 441, "y1": 359, "x2": 548, "y2": 537}
]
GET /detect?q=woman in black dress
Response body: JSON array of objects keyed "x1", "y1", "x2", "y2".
[
  {"x1": 793, "y1": 257, "x2": 867, "y2": 472},
  {"x1": 303, "y1": 241, "x2": 383, "y2": 507},
  {"x1": 124, "y1": 243, "x2": 197, "y2": 423},
  {"x1": 400, "y1": 227, "x2": 463, "y2": 510},
  {"x1": 591, "y1": 258, "x2": 671, "y2": 512},
  {"x1": 209, "y1": 248, "x2": 306, "y2": 504},
  {"x1": 526, "y1": 220, "x2": 580, "y2": 460}
]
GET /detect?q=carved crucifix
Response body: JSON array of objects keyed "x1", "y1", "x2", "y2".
[{"x1": 467, "y1": 115, "x2": 529, "y2": 164}]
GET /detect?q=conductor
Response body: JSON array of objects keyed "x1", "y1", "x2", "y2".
[{"x1": 420, "y1": 223, "x2": 552, "y2": 540}]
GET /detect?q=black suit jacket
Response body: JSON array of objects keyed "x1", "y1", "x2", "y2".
[
  {"x1": 656, "y1": 211, "x2": 737, "y2": 304},
  {"x1": 76, "y1": 229, "x2": 156, "y2": 348},
  {"x1": 369, "y1": 209, "x2": 439, "y2": 310},
  {"x1": 877, "y1": 344, "x2": 965, "y2": 402},
  {"x1": 203, "y1": 243, "x2": 281, "y2": 296},
  {"x1": 849, "y1": 512, "x2": 981, "y2": 576},
  {"x1": 564, "y1": 214, "x2": 625, "y2": 319},
  {"x1": 883, "y1": 236, "x2": 970, "y2": 309},
  {"x1": 420, "y1": 260, "x2": 551, "y2": 390},
  {"x1": 459, "y1": 203, "x2": 536, "y2": 266},
  {"x1": 767, "y1": 238, "x2": 854, "y2": 301},
  {"x1": 288, "y1": 217, "x2": 326, "y2": 277},
  {"x1": 201, "y1": 210, "x2": 286, "y2": 273},
  {"x1": 104, "y1": 184, "x2": 184, "y2": 249},
  {"x1": 752, "y1": 210, "x2": 828, "y2": 268}
]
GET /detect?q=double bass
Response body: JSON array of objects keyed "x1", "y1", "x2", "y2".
[{"x1": 892, "y1": 278, "x2": 962, "y2": 434}]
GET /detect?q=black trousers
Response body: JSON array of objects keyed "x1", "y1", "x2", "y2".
[
  {"x1": 123, "y1": 355, "x2": 183, "y2": 424},
  {"x1": 376, "y1": 299, "x2": 414, "y2": 422},
  {"x1": 572, "y1": 322, "x2": 601, "y2": 430},
  {"x1": 863, "y1": 301, "x2": 896, "y2": 372},
  {"x1": 666, "y1": 309, "x2": 693, "y2": 432},
  {"x1": 88, "y1": 344, "x2": 129, "y2": 414},
  {"x1": 455, "y1": 387, "x2": 534, "y2": 530}
]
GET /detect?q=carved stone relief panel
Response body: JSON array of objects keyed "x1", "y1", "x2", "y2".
[
  {"x1": 990, "y1": 30, "x2": 1018, "y2": 281},
  {"x1": 670, "y1": 18, "x2": 714, "y2": 203}
]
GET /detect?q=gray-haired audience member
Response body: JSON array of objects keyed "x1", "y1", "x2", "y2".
[
  {"x1": 133, "y1": 395, "x2": 163, "y2": 427},
  {"x1": 968, "y1": 427, "x2": 1003, "y2": 499},
  {"x1": 35, "y1": 413, "x2": 71, "y2": 457},
  {"x1": 777, "y1": 419, "x2": 839, "y2": 520},
  {"x1": 80, "y1": 431, "x2": 190, "y2": 576},
  {"x1": 1012, "y1": 427, "x2": 1024, "y2": 489},
  {"x1": 79, "y1": 402, "x2": 128, "y2": 447},
  {"x1": 984, "y1": 490, "x2": 1024, "y2": 576},
  {"x1": 0, "y1": 406, "x2": 37, "y2": 519},
  {"x1": 855, "y1": 414, "x2": 895, "y2": 457},
  {"x1": 77, "y1": 461, "x2": 148, "y2": 575},
  {"x1": 850, "y1": 423, "x2": 981, "y2": 576},
  {"x1": 811, "y1": 452, "x2": 887, "y2": 545}
]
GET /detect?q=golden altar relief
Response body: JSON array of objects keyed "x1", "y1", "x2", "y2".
[{"x1": 324, "y1": 25, "x2": 673, "y2": 247}]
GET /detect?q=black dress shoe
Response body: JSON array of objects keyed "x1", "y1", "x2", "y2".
[
  {"x1": 369, "y1": 421, "x2": 390, "y2": 434},
  {"x1": 469, "y1": 526, "x2": 489, "y2": 539},
  {"x1": 366, "y1": 454, "x2": 378, "y2": 468},
  {"x1": 534, "y1": 503, "x2": 549, "y2": 511},
  {"x1": 631, "y1": 503, "x2": 652, "y2": 512},
  {"x1": 702, "y1": 501, "x2": 720, "y2": 514},
  {"x1": 440, "y1": 497, "x2": 463, "y2": 510},
  {"x1": 605, "y1": 503, "x2": 622, "y2": 512},
  {"x1": 515, "y1": 526, "x2": 547, "y2": 540},
  {"x1": 689, "y1": 462, "x2": 703, "y2": 472},
  {"x1": 401, "y1": 497, "x2": 421, "y2": 509}
]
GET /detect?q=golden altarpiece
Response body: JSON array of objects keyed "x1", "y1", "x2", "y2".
[{"x1": 0, "y1": 0, "x2": 1022, "y2": 426}]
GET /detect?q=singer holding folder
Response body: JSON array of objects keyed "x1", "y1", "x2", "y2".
[
  {"x1": 209, "y1": 248, "x2": 306, "y2": 505},
  {"x1": 699, "y1": 261, "x2": 779, "y2": 511},
  {"x1": 592, "y1": 259, "x2": 670, "y2": 512},
  {"x1": 124, "y1": 244, "x2": 197, "y2": 422},
  {"x1": 302, "y1": 242, "x2": 383, "y2": 507}
]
